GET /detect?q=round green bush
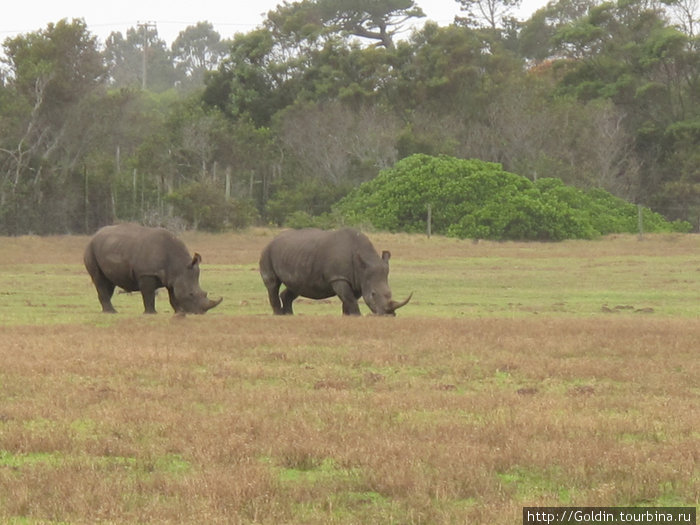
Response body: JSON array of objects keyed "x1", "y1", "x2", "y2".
[{"x1": 335, "y1": 154, "x2": 690, "y2": 240}]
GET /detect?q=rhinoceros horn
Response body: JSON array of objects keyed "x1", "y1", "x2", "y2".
[
  {"x1": 205, "y1": 296, "x2": 223, "y2": 311},
  {"x1": 388, "y1": 292, "x2": 413, "y2": 313}
]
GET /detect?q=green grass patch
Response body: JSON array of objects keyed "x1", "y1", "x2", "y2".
[
  {"x1": 2, "y1": 234, "x2": 699, "y2": 324},
  {"x1": 277, "y1": 457, "x2": 359, "y2": 484},
  {"x1": 0, "y1": 450, "x2": 64, "y2": 468},
  {"x1": 0, "y1": 232, "x2": 697, "y2": 524},
  {"x1": 498, "y1": 466, "x2": 574, "y2": 504}
]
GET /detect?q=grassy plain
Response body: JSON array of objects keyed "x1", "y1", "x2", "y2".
[{"x1": 0, "y1": 230, "x2": 698, "y2": 523}]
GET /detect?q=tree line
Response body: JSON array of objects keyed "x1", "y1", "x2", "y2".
[{"x1": 1, "y1": 0, "x2": 698, "y2": 235}]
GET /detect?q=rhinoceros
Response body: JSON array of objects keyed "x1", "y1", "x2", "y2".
[
  {"x1": 259, "y1": 228, "x2": 411, "y2": 316},
  {"x1": 84, "y1": 223, "x2": 222, "y2": 314}
]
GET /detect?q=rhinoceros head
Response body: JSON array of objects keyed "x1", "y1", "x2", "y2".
[
  {"x1": 358, "y1": 250, "x2": 411, "y2": 316},
  {"x1": 172, "y1": 253, "x2": 223, "y2": 314}
]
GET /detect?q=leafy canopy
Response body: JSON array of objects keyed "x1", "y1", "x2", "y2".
[{"x1": 335, "y1": 154, "x2": 690, "y2": 240}]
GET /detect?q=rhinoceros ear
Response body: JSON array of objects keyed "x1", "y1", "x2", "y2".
[
  {"x1": 381, "y1": 250, "x2": 391, "y2": 262},
  {"x1": 189, "y1": 253, "x2": 202, "y2": 268}
]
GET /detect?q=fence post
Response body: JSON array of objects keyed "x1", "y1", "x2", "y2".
[
  {"x1": 426, "y1": 203, "x2": 432, "y2": 238},
  {"x1": 225, "y1": 167, "x2": 231, "y2": 201},
  {"x1": 84, "y1": 165, "x2": 89, "y2": 232},
  {"x1": 132, "y1": 169, "x2": 137, "y2": 217},
  {"x1": 637, "y1": 204, "x2": 644, "y2": 240}
]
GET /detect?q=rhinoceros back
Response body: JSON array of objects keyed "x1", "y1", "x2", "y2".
[
  {"x1": 85, "y1": 223, "x2": 189, "y2": 291},
  {"x1": 260, "y1": 228, "x2": 375, "y2": 298}
]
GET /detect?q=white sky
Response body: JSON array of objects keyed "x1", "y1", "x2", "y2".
[{"x1": 0, "y1": 0, "x2": 549, "y2": 48}]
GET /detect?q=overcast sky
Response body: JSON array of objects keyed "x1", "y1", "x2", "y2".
[{"x1": 1, "y1": 0, "x2": 548, "y2": 48}]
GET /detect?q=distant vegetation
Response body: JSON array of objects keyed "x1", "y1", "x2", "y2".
[
  {"x1": 337, "y1": 155, "x2": 691, "y2": 240},
  {"x1": 1, "y1": 0, "x2": 698, "y2": 235}
]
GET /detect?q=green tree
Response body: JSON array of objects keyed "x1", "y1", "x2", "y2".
[
  {"x1": 456, "y1": 0, "x2": 522, "y2": 30},
  {"x1": 0, "y1": 18, "x2": 108, "y2": 233},
  {"x1": 392, "y1": 23, "x2": 522, "y2": 117},
  {"x1": 265, "y1": 0, "x2": 425, "y2": 49},
  {"x1": 203, "y1": 29, "x2": 296, "y2": 127},
  {"x1": 518, "y1": 0, "x2": 596, "y2": 60},
  {"x1": 172, "y1": 22, "x2": 230, "y2": 90},
  {"x1": 551, "y1": 0, "x2": 699, "y2": 211},
  {"x1": 320, "y1": 0, "x2": 425, "y2": 48},
  {"x1": 103, "y1": 24, "x2": 175, "y2": 91}
]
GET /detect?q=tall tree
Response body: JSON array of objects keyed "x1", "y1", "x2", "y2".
[
  {"x1": 552, "y1": 0, "x2": 700, "y2": 213},
  {"x1": 203, "y1": 28, "x2": 300, "y2": 126},
  {"x1": 103, "y1": 24, "x2": 175, "y2": 91},
  {"x1": 265, "y1": 0, "x2": 425, "y2": 49},
  {"x1": 321, "y1": 0, "x2": 425, "y2": 48},
  {"x1": 518, "y1": 0, "x2": 596, "y2": 60},
  {"x1": 171, "y1": 22, "x2": 230, "y2": 89},
  {"x1": 392, "y1": 23, "x2": 522, "y2": 117},
  {"x1": 456, "y1": 0, "x2": 522, "y2": 30},
  {"x1": 663, "y1": 0, "x2": 699, "y2": 38},
  {"x1": 0, "y1": 19, "x2": 107, "y2": 233}
]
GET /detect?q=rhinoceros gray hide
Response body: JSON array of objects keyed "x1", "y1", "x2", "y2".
[
  {"x1": 259, "y1": 228, "x2": 411, "y2": 316},
  {"x1": 84, "y1": 223, "x2": 222, "y2": 314}
]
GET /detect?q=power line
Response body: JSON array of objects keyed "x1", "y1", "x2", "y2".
[{"x1": 0, "y1": 19, "x2": 260, "y2": 48}]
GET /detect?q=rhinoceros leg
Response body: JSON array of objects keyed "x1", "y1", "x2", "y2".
[
  {"x1": 95, "y1": 279, "x2": 117, "y2": 313},
  {"x1": 138, "y1": 275, "x2": 159, "y2": 314},
  {"x1": 280, "y1": 288, "x2": 298, "y2": 315},
  {"x1": 261, "y1": 269, "x2": 286, "y2": 315},
  {"x1": 166, "y1": 287, "x2": 179, "y2": 313},
  {"x1": 263, "y1": 280, "x2": 284, "y2": 315},
  {"x1": 86, "y1": 251, "x2": 117, "y2": 313},
  {"x1": 331, "y1": 281, "x2": 361, "y2": 316}
]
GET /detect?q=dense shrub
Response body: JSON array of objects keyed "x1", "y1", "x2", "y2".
[
  {"x1": 335, "y1": 154, "x2": 690, "y2": 240},
  {"x1": 265, "y1": 179, "x2": 349, "y2": 226},
  {"x1": 166, "y1": 182, "x2": 258, "y2": 231}
]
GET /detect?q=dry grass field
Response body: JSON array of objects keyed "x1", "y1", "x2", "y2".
[{"x1": 0, "y1": 230, "x2": 698, "y2": 524}]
